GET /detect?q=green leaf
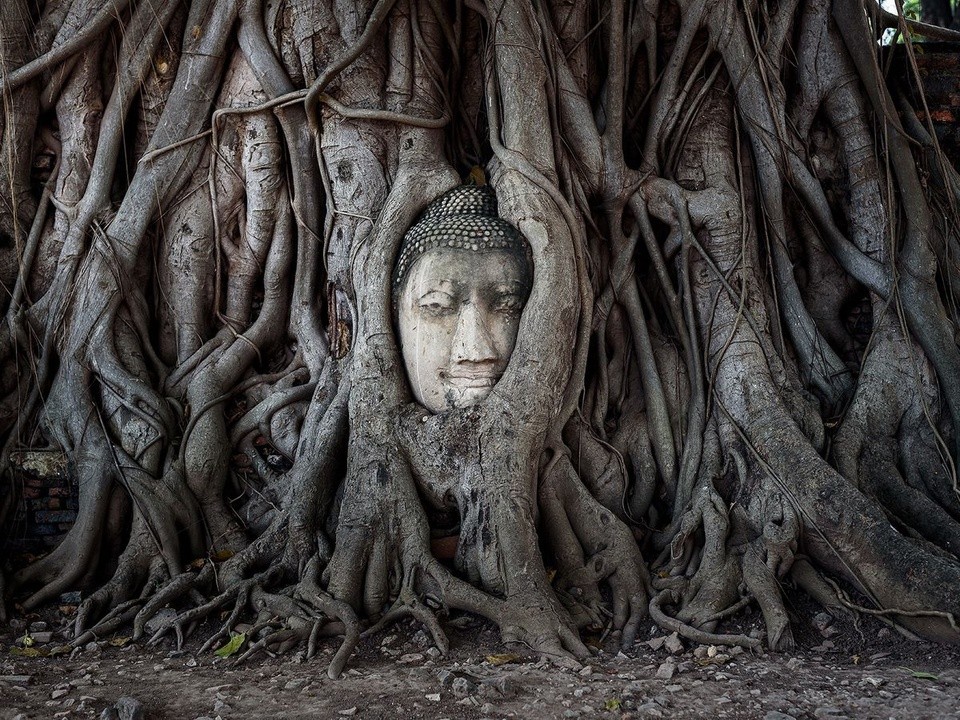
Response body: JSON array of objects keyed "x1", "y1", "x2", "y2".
[
  {"x1": 214, "y1": 632, "x2": 246, "y2": 658},
  {"x1": 486, "y1": 653, "x2": 521, "y2": 666},
  {"x1": 605, "y1": 698, "x2": 621, "y2": 711},
  {"x1": 900, "y1": 666, "x2": 939, "y2": 681}
]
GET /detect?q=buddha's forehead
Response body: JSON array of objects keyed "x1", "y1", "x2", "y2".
[{"x1": 403, "y1": 247, "x2": 528, "y2": 292}]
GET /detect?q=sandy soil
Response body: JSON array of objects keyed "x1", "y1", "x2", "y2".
[{"x1": 2, "y1": 598, "x2": 960, "y2": 720}]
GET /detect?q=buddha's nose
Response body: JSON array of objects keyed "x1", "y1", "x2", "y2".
[{"x1": 451, "y1": 303, "x2": 498, "y2": 365}]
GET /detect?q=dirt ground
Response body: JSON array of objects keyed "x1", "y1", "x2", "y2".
[{"x1": 2, "y1": 595, "x2": 960, "y2": 720}]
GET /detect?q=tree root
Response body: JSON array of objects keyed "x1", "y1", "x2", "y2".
[
  {"x1": 658, "y1": 479, "x2": 797, "y2": 651},
  {"x1": 291, "y1": 561, "x2": 361, "y2": 678},
  {"x1": 132, "y1": 565, "x2": 215, "y2": 641},
  {"x1": 649, "y1": 589, "x2": 762, "y2": 651},
  {"x1": 540, "y1": 453, "x2": 650, "y2": 648},
  {"x1": 824, "y1": 576, "x2": 960, "y2": 634},
  {"x1": 362, "y1": 595, "x2": 449, "y2": 654},
  {"x1": 117, "y1": 538, "x2": 366, "y2": 677}
]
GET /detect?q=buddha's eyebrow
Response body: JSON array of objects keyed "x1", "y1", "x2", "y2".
[
  {"x1": 416, "y1": 283, "x2": 459, "y2": 302},
  {"x1": 420, "y1": 278, "x2": 461, "y2": 292}
]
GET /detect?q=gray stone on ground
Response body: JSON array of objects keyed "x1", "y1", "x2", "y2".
[
  {"x1": 99, "y1": 696, "x2": 145, "y2": 720},
  {"x1": 645, "y1": 636, "x2": 665, "y2": 651},
  {"x1": 479, "y1": 675, "x2": 515, "y2": 698},
  {"x1": 813, "y1": 708, "x2": 849, "y2": 719},
  {"x1": 655, "y1": 661, "x2": 676, "y2": 680},
  {"x1": 451, "y1": 675, "x2": 478, "y2": 697},
  {"x1": 663, "y1": 632, "x2": 684, "y2": 654},
  {"x1": 437, "y1": 668, "x2": 454, "y2": 686},
  {"x1": 143, "y1": 608, "x2": 178, "y2": 637}
]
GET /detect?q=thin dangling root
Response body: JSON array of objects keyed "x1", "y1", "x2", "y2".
[{"x1": 823, "y1": 577, "x2": 960, "y2": 634}]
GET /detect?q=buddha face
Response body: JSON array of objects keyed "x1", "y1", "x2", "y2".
[{"x1": 397, "y1": 247, "x2": 530, "y2": 413}]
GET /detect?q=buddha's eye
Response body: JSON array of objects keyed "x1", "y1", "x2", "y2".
[
  {"x1": 494, "y1": 293, "x2": 523, "y2": 315},
  {"x1": 418, "y1": 292, "x2": 456, "y2": 317}
]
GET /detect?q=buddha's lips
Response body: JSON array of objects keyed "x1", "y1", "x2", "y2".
[{"x1": 442, "y1": 370, "x2": 502, "y2": 388}]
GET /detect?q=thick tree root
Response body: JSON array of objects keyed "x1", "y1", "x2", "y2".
[
  {"x1": 540, "y1": 453, "x2": 650, "y2": 648},
  {"x1": 657, "y1": 479, "x2": 797, "y2": 651},
  {"x1": 649, "y1": 589, "x2": 762, "y2": 651},
  {"x1": 362, "y1": 595, "x2": 450, "y2": 654}
]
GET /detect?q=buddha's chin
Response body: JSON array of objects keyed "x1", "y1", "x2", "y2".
[{"x1": 445, "y1": 382, "x2": 496, "y2": 410}]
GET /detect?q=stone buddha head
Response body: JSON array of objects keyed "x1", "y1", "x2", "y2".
[{"x1": 394, "y1": 185, "x2": 533, "y2": 414}]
